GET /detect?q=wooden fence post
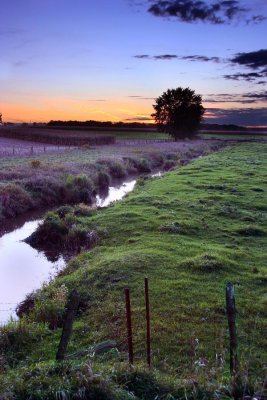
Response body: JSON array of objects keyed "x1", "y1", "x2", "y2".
[
  {"x1": 124, "y1": 288, "x2": 134, "y2": 365},
  {"x1": 145, "y1": 278, "x2": 151, "y2": 367},
  {"x1": 226, "y1": 283, "x2": 240, "y2": 398},
  {"x1": 56, "y1": 289, "x2": 80, "y2": 361}
]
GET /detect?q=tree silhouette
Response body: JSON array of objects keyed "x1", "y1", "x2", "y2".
[{"x1": 152, "y1": 87, "x2": 205, "y2": 140}]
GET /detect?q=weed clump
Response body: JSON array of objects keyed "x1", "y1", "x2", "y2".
[
  {"x1": 95, "y1": 170, "x2": 111, "y2": 190},
  {"x1": 98, "y1": 159, "x2": 127, "y2": 179},
  {"x1": 25, "y1": 208, "x2": 99, "y2": 252},
  {"x1": 181, "y1": 253, "x2": 225, "y2": 273},
  {"x1": 236, "y1": 225, "x2": 265, "y2": 236},
  {"x1": 0, "y1": 183, "x2": 33, "y2": 217},
  {"x1": 30, "y1": 159, "x2": 41, "y2": 168},
  {"x1": 65, "y1": 174, "x2": 95, "y2": 203},
  {"x1": 160, "y1": 221, "x2": 194, "y2": 235}
]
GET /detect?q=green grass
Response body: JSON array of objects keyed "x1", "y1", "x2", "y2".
[{"x1": 0, "y1": 142, "x2": 266, "y2": 398}]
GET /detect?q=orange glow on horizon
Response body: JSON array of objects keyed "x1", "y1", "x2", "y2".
[{"x1": 0, "y1": 96, "x2": 154, "y2": 124}]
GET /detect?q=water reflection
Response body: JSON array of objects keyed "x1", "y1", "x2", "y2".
[
  {"x1": 96, "y1": 179, "x2": 137, "y2": 207},
  {"x1": 0, "y1": 220, "x2": 65, "y2": 323}
]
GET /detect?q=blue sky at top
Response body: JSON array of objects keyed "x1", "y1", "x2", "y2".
[{"x1": 0, "y1": 0, "x2": 266, "y2": 124}]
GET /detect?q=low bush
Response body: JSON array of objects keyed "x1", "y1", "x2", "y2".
[
  {"x1": 159, "y1": 221, "x2": 194, "y2": 235},
  {"x1": 65, "y1": 174, "x2": 95, "y2": 204},
  {"x1": 236, "y1": 225, "x2": 265, "y2": 236},
  {"x1": 25, "y1": 209, "x2": 100, "y2": 252},
  {"x1": 135, "y1": 158, "x2": 152, "y2": 173},
  {"x1": 95, "y1": 170, "x2": 111, "y2": 190},
  {"x1": 28, "y1": 284, "x2": 69, "y2": 329},
  {"x1": 0, "y1": 183, "x2": 33, "y2": 217},
  {"x1": 25, "y1": 176, "x2": 66, "y2": 205},
  {"x1": 163, "y1": 159, "x2": 176, "y2": 171},
  {"x1": 0, "y1": 319, "x2": 50, "y2": 365},
  {"x1": 30, "y1": 159, "x2": 41, "y2": 168},
  {"x1": 181, "y1": 253, "x2": 226, "y2": 273}
]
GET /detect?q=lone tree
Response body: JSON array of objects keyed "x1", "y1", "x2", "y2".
[{"x1": 152, "y1": 87, "x2": 205, "y2": 140}]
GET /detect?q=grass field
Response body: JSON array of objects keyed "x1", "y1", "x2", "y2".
[{"x1": 0, "y1": 142, "x2": 266, "y2": 399}]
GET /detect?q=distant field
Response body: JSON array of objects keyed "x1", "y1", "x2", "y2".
[{"x1": 0, "y1": 127, "x2": 115, "y2": 146}]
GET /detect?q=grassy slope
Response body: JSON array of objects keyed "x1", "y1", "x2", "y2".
[
  {"x1": 1, "y1": 143, "x2": 266, "y2": 396},
  {"x1": 64, "y1": 143, "x2": 267, "y2": 372}
]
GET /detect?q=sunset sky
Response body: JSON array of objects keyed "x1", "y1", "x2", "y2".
[{"x1": 0, "y1": 0, "x2": 267, "y2": 125}]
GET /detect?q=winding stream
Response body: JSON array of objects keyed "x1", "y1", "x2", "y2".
[{"x1": 0, "y1": 173, "x2": 161, "y2": 324}]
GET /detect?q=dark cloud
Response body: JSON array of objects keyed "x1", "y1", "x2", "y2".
[
  {"x1": 205, "y1": 91, "x2": 267, "y2": 103},
  {"x1": 153, "y1": 54, "x2": 178, "y2": 59},
  {"x1": 134, "y1": 53, "x2": 221, "y2": 62},
  {"x1": 224, "y1": 72, "x2": 266, "y2": 81},
  {"x1": 124, "y1": 116, "x2": 153, "y2": 121},
  {"x1": 147, "y1": 0, "x2": 265, "y2": 24},
  {"x1": 88, "y1": 99, "x2": 107, "y2": 102},
  {"x1": 231, "y1": 49, "x2": 267, "y2": 69},
  {"x1": 204, "y1": 98, "x2": 256, "y2": 104},
  {"x1": 225, "y1": 49, "x2": 267, "y2": 83},
  {"x1": 181, "y1": 55, "x2": 221, "y2": 62},
  {"x1": 134, "y1": 54, "x2": 150, "y2": 59},
  {"x1": 205, "y1": 107, "x2": 267, "y2": 125}
]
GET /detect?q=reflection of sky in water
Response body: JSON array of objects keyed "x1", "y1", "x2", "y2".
[
  {"x1": 96, "y1": 179, "x2": 137, "y2": 207},
  {"x1": 0, "y1": 172, "x2": 162, "y2": 324},
  {"x1": 0, "y1": 220, "x2": 65, "y2": 324}
]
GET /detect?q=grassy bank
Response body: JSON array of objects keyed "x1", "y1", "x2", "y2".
[
  {"x1": 0, "y1": 143, "x2": 266, "y2": 399},
  {"x1": 0, "y1": 140, "x2": 221, "y2": 224}
]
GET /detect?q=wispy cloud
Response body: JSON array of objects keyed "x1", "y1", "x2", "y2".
[
  {"x1": 205, "y1": 91, "x2": 267, "y2": 103},
  {"x1": 124, "y1": 116, "x2": 153, "y2": 121},
  {"x1": 128, "y1": 95, "x2": 156, "y2": 100},
  {"x1": 134, "y1": 53, "x2": 222, "y2": 62},
  {"x1": 206, "y1": 107, "x2": 267, "y2": 125},
  {"x1": 0, "y1": 29, "x2": 25, "y2": 36}
]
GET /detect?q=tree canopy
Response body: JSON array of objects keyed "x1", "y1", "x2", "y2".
[{"x1": 152, "y1": 87, "x2": 205, "y2": 140}]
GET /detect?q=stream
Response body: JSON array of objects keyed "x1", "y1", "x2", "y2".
[{"x1": 0, "y1": 172, "x2": 161, "y2": 324}]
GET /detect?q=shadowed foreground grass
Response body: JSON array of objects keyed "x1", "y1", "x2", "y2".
[{"x1": 0, "y1": 143, "x2": 266, "y2": 399}]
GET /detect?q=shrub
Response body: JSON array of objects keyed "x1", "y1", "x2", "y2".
[
  {"x1": 29, "y1": 285, "x2": 68, "y2": 329},
  {"x1": 65, "y1": 174, "x2": 95, "y2": 203},
  {"x1": 181, "y1": 253, "x2": 225, "y2": 273},
  {"x1": 108, "y1": 161, "x2": 127, "y2": 179},
  {"x1": 160, "y1": 221, "x2": 194, "y2": 235},
  {"x1": 135, "y1": 158, "x2": 152, "y2": 173},
  {"x1": 236, "y1": 225, "x2": 265, "y2": 236},
  {"x1": 163, "y1": 159, "x2": 176, "y2": 171},
  {"x1": 0, "y1": 319, "x2": 50, "y2": 364},
  {"x1": 25, "y1": 176, "x2": 66, "y2": 205},
  {"x1": 0, "y1": 183, "x2": 33, "y2": 217},
  {"x1": 95, "y1": 171, "x2": 111, "y2": 190},
  {"x1": 30, "y1": 159, "x2": 41, "y2": 168},
  {"x1": 74, "y1": 203, "x2": 94, "y2": 216},
  {"x1": 25, "y1": 210, "x2": 100, "y2": 252}
]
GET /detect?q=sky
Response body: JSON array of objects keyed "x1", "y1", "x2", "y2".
[{"x1": 0, "y1": 0, "x2": 267, "y2": 126}]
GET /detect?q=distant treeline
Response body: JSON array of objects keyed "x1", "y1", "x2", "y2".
[
  {"x1": 200, "y1": 123, "x2": 246, "y2": 131},
  {"x1": 47, "y1": 120, "x2": 251, "y2": 132},
  {"x1": 47, "y1": 120, "x2": 153, "y2": 129}
]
